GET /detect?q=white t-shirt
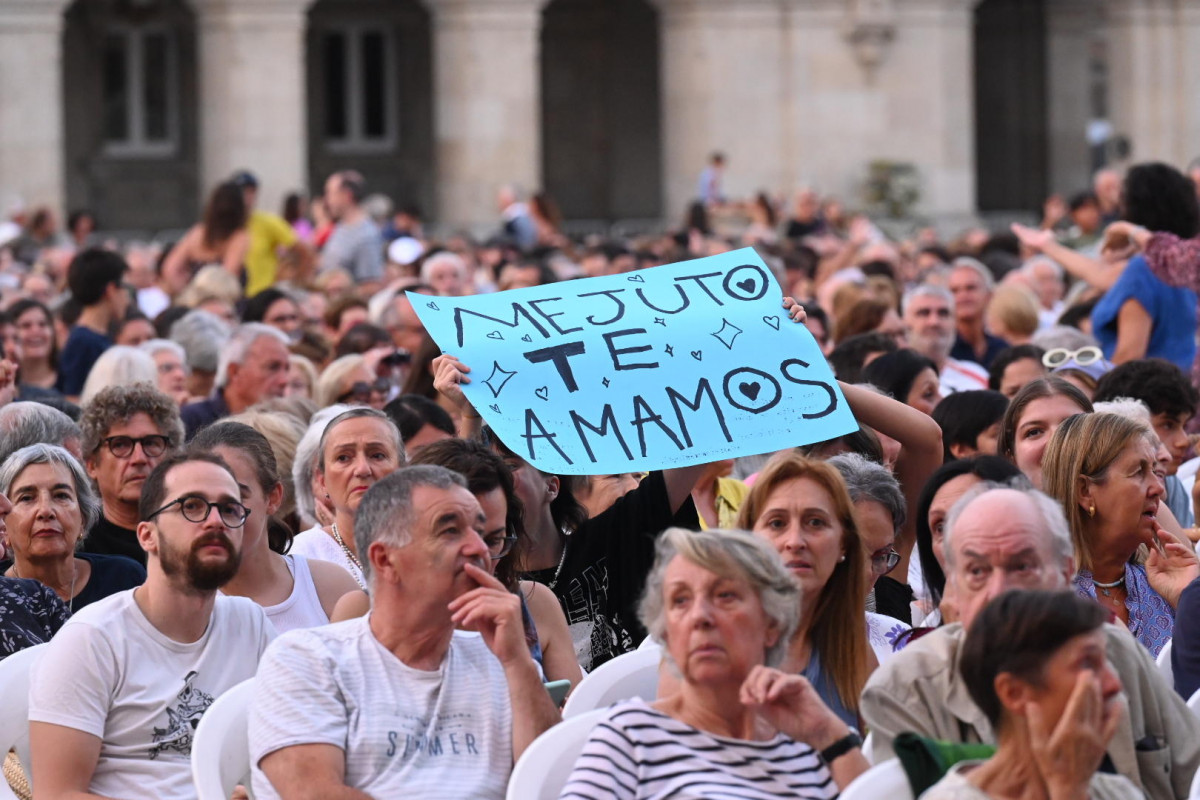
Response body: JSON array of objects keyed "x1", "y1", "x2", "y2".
[
  {"x1": 290, "y1": 526, "x2": 365, "y2": 589},
  {"x1": 250, "y1": 617, "x2": 513, "y2": 800},
  {"x1": 28, "y1": 590, "x2": 275, "y2": 800},
  {"x1": 939, "y1": 358, "x2": 989, "y2": 395}
]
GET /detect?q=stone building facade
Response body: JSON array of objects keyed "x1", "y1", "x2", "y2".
[{"x1": 1, "y1": 0, "x2": 1198, "y2": 233}]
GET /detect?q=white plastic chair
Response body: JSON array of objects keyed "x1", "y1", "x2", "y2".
[
  {"x1": 1157, "y1": 640, "x2": 1174, "y2": 690},
  {"x1": 837, "y1": 758, "x2": 913, "y2": 800},
  {"x1": 191, "y1": 678, "x2": 257, "y2": 800},
  {"x1": 0, "y1": 643, "x2": 47, "y2": 800},
  {"x1": 1187, "y1": 687, "x2": 1200, "y2": 717},
  {"x1": 562, "y1": 644, "x2": 662, "y2": 719},
  {"x1": 862, "y1": 731, "x2": 875, "y2": 766},
  {"x1": 506, "y1": 709, "x2": 606, "y2": 800}
]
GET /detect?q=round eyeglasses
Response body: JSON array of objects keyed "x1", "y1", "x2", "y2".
[
  {"x1": 485, "y1": 534, "x2": 518, "y2": 561},
  {"x1": 1043, "y1": 346, "x2": 1103, "y2": 369},
  {"x1": 101, "y1": 434, "x2": 170, "y2": 459},
  {"x1": 146, "y1": 494, "x2": 250, "y2": 528}
]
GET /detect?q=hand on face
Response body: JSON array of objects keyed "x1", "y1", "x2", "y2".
[
  {"x1": 738, "y1": 666, "x2": 847, "y2": 751},
  {"x1": 448, "y1": 562, "x2": 529, "y2": 668},
  {"x1": 1026, "y1": 670, "x2": 1123, "y2": 797}
]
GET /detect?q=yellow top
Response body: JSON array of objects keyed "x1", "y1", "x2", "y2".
[
  {"x1": 698, "y1": 476, "x2": 750, "y2": 530},
  {"x1": 244, "y1": 210, "x2": 297, "y2": 296}
]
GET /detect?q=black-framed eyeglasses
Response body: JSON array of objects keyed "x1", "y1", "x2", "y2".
[
  {"x1": 146, "y1": 494, "x2": 250, "y2": 528},
  {"x1": 485, "y1": 534, "x2": 518, "y2": 561},
  {"x1": 338, "y1": 378, "x2": 391, "y2": 404},
  {"x1": 870, "y1": 548, "x2": 901, "y2": 575},
  {"x1": 100, "y1": 434, "x2": 170, "y2": 459}
]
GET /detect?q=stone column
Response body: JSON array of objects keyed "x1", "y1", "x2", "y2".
[
  {"x1": 1107, "y1": 0, "x2": 1200, "y2": 168},
  {"x1": 190, "y1": 0, "x2": 311, "y2": 214},
  {"x1": 0, "y1": 0, "x2": 72, "y2": 215},
  {"x1": 651, "y1": 0, "x2": 790, "y2": 221},
  {"x1": 425, "y1": 0, "x2": 542, "y2": 232}
]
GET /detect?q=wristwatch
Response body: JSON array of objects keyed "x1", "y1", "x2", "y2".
[{"x1": 818, "y1": 729, "x2": 862, "y2": 764}]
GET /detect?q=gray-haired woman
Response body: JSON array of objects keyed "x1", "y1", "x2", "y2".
[
  {"x1": 558, "y1": 528, "x2": 868, "y2": 800},
  {"x1": 0, "y1": 444, "x2": 144, "y2": 612}
]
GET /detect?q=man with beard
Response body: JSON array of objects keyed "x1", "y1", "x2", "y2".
[
  {"x1": 80, "y1": 384, "x2": 184, "y2": 566},
  {"x1": 29, "y1": 452, "x2": 275, "y2": 800},
  {"x1": 249, "y1": 465, "x2": 559, "y2": 799},
  {"x1": 902, "y1": 284, "x2": 988, "y2": 395}
]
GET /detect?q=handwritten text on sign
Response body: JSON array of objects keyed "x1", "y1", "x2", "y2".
[{"x1": 410, "y1": 248, "x2": 856, "y2": 473}]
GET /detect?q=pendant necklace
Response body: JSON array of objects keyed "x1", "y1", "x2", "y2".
[{"x1": 1094, "y1": 574, "x2": 1125, "y2": 597}]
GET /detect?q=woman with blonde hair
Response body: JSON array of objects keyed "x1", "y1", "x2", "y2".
[
  {"x1": 1041, "y1": 412, "x2": 1199, "y2": 656},
  {"x1": 286, "y1": 354, "x2": 319, "y2": 400},
  {"x1": 313, "y1": 354, "x2": 387, "y2": 410},
  {"x1": 736, "y1": 453, "x2": 873, "y2": 728},
  {"x1": 986, "y1": 283, "x2": 1040, "y2": 345}
]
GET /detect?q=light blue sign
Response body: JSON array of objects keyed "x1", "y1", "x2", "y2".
[{"x1": 409, "y1": 248, "x2": 857, "y2": 474}]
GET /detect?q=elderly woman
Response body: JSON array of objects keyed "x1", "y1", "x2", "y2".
[
  {"x1": 290, "y1": 408, "x2": 404, "y2": 589},
  {"x1": 923, "y1": 589, "x2": 1139, "y2": 800},
  {"x1": 737, "y1": 453, "x2": 874, "y2": 729},
  {"x1": 0, "y1": 444, "x2": 144, "y2": 612},
  {"x1": 560, "y1": 528, "x2": 867, "y2": 799},
  {"x1": 0, "y1": 489, "x2": 70, "y2": 659},
  {"x1": 1042, "y1": 412, "x2": 1199, "y2": 657},
  {"x1": 139, "y1": 339, "x2": 190, "y2": 407},
  {"x1": 998, "y1": 376, "x2": 1093, "y2": 488},
  {"x1": 314, "y1": 354, "x2": 389, "y2": 410},
  {"x1": 78, "y1": 348, "x2": 158, "y2": 406}
]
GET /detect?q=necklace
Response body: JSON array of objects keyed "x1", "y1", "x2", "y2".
[
  {"x1": 1093, "y1": 574, "x2": 1125, "y2": 597},
  {"x1": 329, "y1": 523, "x2": 366, "y2": 590},
  {"x1": 546, "y1": 527, "x2": 572, "y2": 590},
  {"x1": 13, "y1": 559, "x2": 78, "y2": 612}
]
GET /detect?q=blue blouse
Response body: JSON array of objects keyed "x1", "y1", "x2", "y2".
[
  {"x1": 801, "y1": 648, "x2": 857, "y2": 730},
  {"x1": 1091, "y1": 255, "x2": 1197, "y2": 373},
  {"x1": 1075, "y1": 563, "x2": 1173, "y2": 657}
]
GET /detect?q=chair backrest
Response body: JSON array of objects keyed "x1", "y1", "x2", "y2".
[
  {"x1": 191, "y1": 677, "x2": 257, "y2": 800},
  {"x1": 0, "y1": 643, "x2": 48, "y2": 800},
  {"x1": 1187, "y1": 687, "x2": 1200, "y2": 717},
  {"x1": 505, "y1": 709, "x2": 607, "y2": 800},
  {"x1": 1157, "y1": 640, "x2": 1174, "y2": 690},
  {"x1": 562, "y1": 644, "x2": 662, "y2": 719},
  {"x1": 838, "y1": 758, "x2": 914, "y2": 800},
  {"x1": 862, "y1": 731, "x2": 875, "y2": 766}
]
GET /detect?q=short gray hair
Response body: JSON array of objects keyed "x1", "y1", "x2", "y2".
[
  {"x1": 901, "y1": 283, "x2": 954, "y2": 316},
  {"x1": 316, "y1": 408, "x2": 405, "y2": 473},
  {"x1": 0, "y1": 444, "x2": 101, "y2": 535},
  {"x1": 0, "y1": 403, "x2": 82, "y2": 465},
  {"x1": 354, "y1": 465, "x2": 467, "y2": 582},
  {"x1": 140, "y1": 338, "x2": 188, "y2": 370},
  {"x1": 80, "y1": 347, "x2": 158, "y2": 406},
  {"x1": 293, "y1": 403, "x2": 353, "y2": 527},
  {"x1": 1031, "y1": 325, "x2": 1099, "y2": 353},
  {"x1": 639, "y1": 528, "x2": 800, "y2": 669},
  {"x1": 215, "y1": 323, "x2": 289, "y2": 389},
  {"x1": 943, "y1": 481, "x2": 1073, "y2": 572},
  {"x1": 170, "y1": 309, "x2": 231, "y2": 373},
  {"x1": 951, "y1": 257, "x2": 995, "y2": 290},
  {"x1": 828, "y1": 452, "x2": 906, "y2": 535}
]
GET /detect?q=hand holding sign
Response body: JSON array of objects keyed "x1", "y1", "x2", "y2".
[{"x1": 411, "y1": 248, "x2": 856, "y2": 473}]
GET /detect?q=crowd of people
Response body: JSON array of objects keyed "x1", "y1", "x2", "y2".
[{"x1": 2, "y1": 156, "x2": 1200, "y2": 799}]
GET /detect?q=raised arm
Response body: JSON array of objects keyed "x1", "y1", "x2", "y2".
[{"x1": 1012, "y1": 223, "x2": 1126, "y2": 291}]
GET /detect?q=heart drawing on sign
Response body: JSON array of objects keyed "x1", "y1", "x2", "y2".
[
  {"x1": 426, "y1": 301, "x2": 440, "y2": 310},
  {"x1": 487, "y1": 331, "x2": 503, "y2": 340},
  {"x1": 690, "y1": 350, "x2": 702, "y2": 361},
  {"x1": 738, "y1": 382, "x2": 762, "y2": 401},
  {"x1": 627, "y1": 274, "x2": 645, "y2": 283},
  {"x1": 763, "y1": 316, "x2": 780, "y2": 330},
  {"x1": 489, "y1": 404, "x2": 500, "y2": 413},
  {"x1": 535, "y1": 386, "x2": 549, "y2": 400},
  {"x1": 736, "y1": 279, "x2": 755, "y2": 294},
  {"x1": 521, "y1": 334, "x2": 532, "y2": 342}
]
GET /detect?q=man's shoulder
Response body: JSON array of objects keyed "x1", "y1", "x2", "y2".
[
  {"x1": 866, "y1": 624, "x2": 963, "y2": 692},
  {"x1": 265, "y1": 616, "x2": 369, "y2": 660},
  {"x1": 66, "y1": 587, "x2": 136, "y2": 626}
]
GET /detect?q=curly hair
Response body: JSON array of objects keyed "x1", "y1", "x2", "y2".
[
  {"x1": 80, "y1": 383, "x2": 185, "y2": 458},
  {"x1": 1123, "y1": 162, "x2": 1200, "y2": 238},
  {"x1": 1094, "y1": 358, "x2": 1198, "y2": 420}
]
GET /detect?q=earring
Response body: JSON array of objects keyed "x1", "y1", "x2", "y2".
[
  {"x1": 1088, "y1": 505, "x2": 1095, "y2": 518},
  {"x1": 837, "y1": 555, "x2": 846, "y2": 563}
]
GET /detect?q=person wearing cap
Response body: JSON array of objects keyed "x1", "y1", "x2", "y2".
[{"x1": 231, "y1": 170, "x2": 312, "y2": 298}]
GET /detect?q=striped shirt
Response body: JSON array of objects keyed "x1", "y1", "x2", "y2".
[{"x1": 559, "y1": 699, "x2": 837, "y2": 800}]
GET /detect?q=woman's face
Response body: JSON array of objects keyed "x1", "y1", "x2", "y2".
[
  {"x1": 211, "y1": 445, "x2": 277, "y2": 550},
  {"x1": 318, "y1": 417, "x2": 402, "y2": 516},
  {"x1": 577, "y1": 473, "x2": 640, "y2": 519},
  {"x1": 285, "y1": 362, "x2": 312, "y2": 399},
  {"x1": 974, "y1": 421, "x2": 1002, "y2": 456},
  {"x1": 661, "y1": 555, "x2": 777, "y2": 686},
  {"x1": 263, "y1": 298, "x2": 302, "y2": 336},
  {"x1": 495, "y1": 448, "x2": 554, "y2": 527},
  {"x1": 856, "y1": 499, "x2": 897, "y2": 592},
  {"x1": 153, "y1": 350, "x2": 188, "y2": 398},
  {"x1": 476, "y1": 487, "x2": 508, "y2": 577},
  {"x1": 751, "y1": 476, "x2": 845, "y2": 597},
  {"x1": 116, "y1": 318, "x2": 156, "y2": 347},
  {"x1": 1009, "y1": 629, "x2": 1122, "y2": 735},
  {"x1": 7, "y1": 462, "x2": 84, "y2": 562},
  {"x1": 338, "y1": 366, "x2": 387, "y2": 410},
  {"x1": 905, "y1": 368, "x2": 942, "y2": 416},
  {"x1": 1087, "y1": 437, "x2": 1165, "y2": 547},
  {"x1": 927, "y1": 473, "x2": 982, "y2": 571},
  {"x1": 15, "y1": 307, "x2": 52, "y2": 362},
  {"x1": 428, "y1": 263, "x2": 465, "y2": 297},
  {"x1": 999, "y1": 357, "x2": 1046, "y2": 399},
  {"x1": 1013, "y1": 394, "x2": 1087, "y2": 487}
]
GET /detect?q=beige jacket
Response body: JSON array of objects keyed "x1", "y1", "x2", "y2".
[{"x1": 861, "y1": 622, "x2": 1200, "y2": 800}]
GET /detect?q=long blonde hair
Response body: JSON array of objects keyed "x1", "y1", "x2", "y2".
[{"x1": 736, "y1": 452, "x2": 870, "y2": 711}]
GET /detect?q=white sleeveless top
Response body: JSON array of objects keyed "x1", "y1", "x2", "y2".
[
  {"x1": 290, "y1": 525, "x2": 366, "y2": 589},
  {"x1": 264, "y1": 555, "x2": 331, "y2": 633}
]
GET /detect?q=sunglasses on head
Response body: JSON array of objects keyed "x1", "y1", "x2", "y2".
[
  {"x1": 338, "y1": 378, "x2": 391, "y2": 404},
  {"x1": 1043, "y1": 346, "x2": 1103, "y2": 369}
]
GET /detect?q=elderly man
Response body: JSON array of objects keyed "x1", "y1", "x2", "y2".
[
  {"x1": 862, "y1": 484, "x2": 1200, "y2": 800},
  {"x1": 0, "y1": 401, "x2": 82, "y2": 463},
  {"x1": 948, "y1": 257, "x2": 1008, "y2": 368},
  {"x1": 180, "y1": 322, "x2": 290, "y2": 438},
  {"x1": 29, "y1": 452, "x2": 274, "y2": 800},
  {"x1": 249, "y1": 465, "x2": 559, "y2": 799},
  {"x1": 81, "y1": 384, "x2": 184, "y2": 565},
  {"x1": 902, "y1": 284, "x2": 988, "y2": 395}
]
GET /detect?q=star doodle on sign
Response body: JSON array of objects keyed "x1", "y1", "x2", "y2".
[
  {"x1": 664, "y1": 344, "x2": 674, "y2": 357},
  {"x1": 602, "y1": 378, "x2": 610, "y2": 388},
  {"x1": 710, "y1": 319, "x2": 743, "y2": 350},
  {"x1": 654, "y1": 317, "x2": 666, "y2": 326},
  {"x1": 483, "y1": 361, "x2": 517, "y2": 398}
]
